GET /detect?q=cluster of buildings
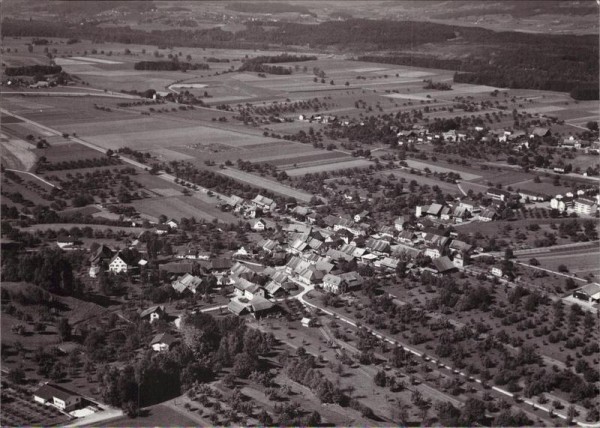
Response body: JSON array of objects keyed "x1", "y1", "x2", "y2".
[{"x1": 550, "y1": 192, "x2": 600, "y2": 216}]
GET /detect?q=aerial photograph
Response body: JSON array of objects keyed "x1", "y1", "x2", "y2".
[{"x1": 0, "y1": 0, "x2": 599, "y2": 426}]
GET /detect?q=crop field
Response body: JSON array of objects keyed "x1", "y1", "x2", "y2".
[
  {"x1": 0, "y1": 133, "x2": 36, "y2": 171},
  {"x1": 219, "y1": 168, "x2": 315, "y2": 202},
  {"x1": 285, "y1": 158, "x2": 373, "y2": 176},
  {"x1": 34, "y1": 142, "x2": 99, "y2": 163},
  {"x1": 131, "y1": 195, "x2": 236, "y2": 223},
  {"x1": 518, "y1": 250, "x2": 600, "y2": 280}
]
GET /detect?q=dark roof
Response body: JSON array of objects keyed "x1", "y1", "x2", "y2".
[
  {"x1": 34, "y1": 383, "x2": 79, "y2": 401},
  {"x1": 433, "y1": 256, "x2": 457, "y2": 273},
  {"x1": 159, "y1": 262, "x2": 196, "y2": 274},
  {"x1": 228, "y1": 300, "x2": 249, "y2": 315},
  {"x1": 250, "y1": 296, "x2": 275, "y2": 312},
  {"x1": 56, "y1": 235, "x2": 74, "y2": 243},
  {"x1": 150, "y1": 332, "x2": 177, "y2": 346},
  {"x1": 140, "y1": 305, "x2": 165, "y2": 318}
]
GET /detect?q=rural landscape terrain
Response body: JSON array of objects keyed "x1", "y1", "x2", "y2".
[{"x1": 1, "y1": 1, "x2": 599, "y2": 427}]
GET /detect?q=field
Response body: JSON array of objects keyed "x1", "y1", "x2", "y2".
[
  {"x1": 219, "y1": 168, "x2": 316, "y2": 202},
  {"x1": 517, "y1": 248, "x2": 600, "y2": 280},
  {"x1": 285, "y1": 158, "x2": 373, "y2": 176},
  {"x1": 0, "y1": 132, "x2": 37, "y2": 171},
  {"x1": 404, "y1": 159, "x2": 482, "y2": 181}
]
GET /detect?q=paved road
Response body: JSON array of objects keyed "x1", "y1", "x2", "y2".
[{"x1": 2, "y1": 90, "x2": 138, "y2": 99}]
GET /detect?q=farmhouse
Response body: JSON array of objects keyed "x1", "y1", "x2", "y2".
[
  {"x1": 251, "y1": 218, "x2": 267, "y2": 231},
  {"x1": 172, "y1": 273, "x2": 202, "y2": 294},
  {"x1": 479, "y1": 208, "x2": 498, "y2": 222},
  {"x1": 108, "y1": 252, "x2": 134, "y2": 274},
  {"x1": 33, "y1": 383, "x2": 82, "y2": 412},
  {"x1": 432, "y1": 256, "x2": 458, "y2": 274},
  {"x1": 89, "y1": 244, "x2": 114, "y2": 265},
  {"x1": 150, "y1": 332, "x2": 177, "y2": 352},
  {"x1": 155, "y1": 224, "x2": 170, "y2": 235},
  {"x1": 354, "y1": 210, "x2": 370, "y2": 223},
  {"x1": 56, "y1": 235, "x2": 75, "y2": 249},
  {"x1": 394, "y1": 216, "x2": 407, "y2": 231},
  {"x1": 572, "y1": 283, "x2": 600, "y2": 303},
  {"x1": 486, "y1": 188, "x2": 512, "y2": 202},
  {"x1": 252, "y1": 194, "x2": 276, "y2": 211},
  {"x1": 530, "y1": 127, "x2": 550, "y2": 138},
  {"x1": 140, "y1": 305, "x2": 166, "y2": 323}
]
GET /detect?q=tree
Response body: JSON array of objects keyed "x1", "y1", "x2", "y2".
[
  {"x1": 586, "y1": 121, "x2": 598, "y2": 132},
  {"x1": 57, "y1": 318, "x2": 71, "y2": 342},
  {"x1": 436, "y1": 401, "x2": 460, "y2": 426},
  {"x1": 460, "y1": 398, "x2": 486, "y2": 425},
  {"x1": 232, "y1": 352, "x2": 258, "y2": 378}
]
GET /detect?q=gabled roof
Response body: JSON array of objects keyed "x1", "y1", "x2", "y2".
[
  {"x1": 249, "y1": 295, "x2": 275, "y2": 312},
  {"x1": 253, "y1": 194, "x2": 276, "y2": 209},
  {"x1": 531, "y1": 127, "x2": 550, "y2": 137},
  {"x1": 228, "y1": 300, "x2": 249, "y2": 315},
  {"x1": 265, "y1": 281, "x2": 283, "y2": 295},
  {"x1": 323, "y1": 273, "x2": 342, "y2": 286},
  {"x1": 398, "y1": 230, "x2": 416, "y2": 240},
  {"x1": 140, "y1": 305, "x2": 165, "y2": 318},
  {"x1": 432, "y1": 256, "x2": 457, "y2": 273},
  {"x1": 449, "y1": 240, "x2": 473, "y2": 253},
  {"x1": 576, "y1": 283, "x2": 600, "y2": 298},
  {"x1": 427, "y1": 203, "x2": 444, "y2": 216},
  {"x1": 90, "y1": 244, "x2": 113, "y2": 262},
  {"x1": 34, "y1": 383, "x2": 79, "y2": 401},
  {"x1": 325, "y1": 248, "x2": 354, "y2": 262},
  {"x1": 150, "y1": 332, "x2": 177, "y2": 346},
  {"x1": 109, "y1": 252, "x2": 134, "y2": 266}
]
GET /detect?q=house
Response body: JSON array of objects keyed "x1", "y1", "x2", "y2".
[
  {"x1": 394, "y1": 216, "x2": 406, "y2": 231},
  {"x1": 572, "y1": 283, "x2": 600, "y2": 303},
  {"x1": 301, "y1": 317, "x2": 315, "y2": 328},
  {"x1": 377, "y1": 257, "x2": 400, "y2": 270},
  {"x1": 459, "y1": 199, "x2": 480, "y2": 214},
  {"x1": 479, "y1": 208, "x2": 497, "y2": 222},
  {"x1": 573, "y1": 198, "x2": 598, "y2": 215},
  {"x1": 550, "y1": 195, "x2": 574, "y2": 213},
  {"x1": 448, "y1": 240, "x2": 473, "y2": 255},
  {"x1": 150, "y1": 332, "x2": 177, "y2": 352},
  {"x1": 452, "y1": 252, "x2": 465, "y2": 268},
  {"x1": 251, "y1": 219, "x2": 266, "y2": 231},
  {"x1": 265, "y1": 281, "x2": 286, "y2": 298},
  {"x1": 426, "y1": 203, "x2": 444, "y2": 218},
  {"x1": 56, "y1": 235, "x2": 75, "y2": 249},
  {"x1": 258, "y1": 238, "x2": 279, "y2": 253},
  {"x1": 249, "y1": 295, "x2": 278, "y2": 318},
  {"x1": 108, "y1": 252, "x2": 133, "y2": 274},
  {"x1": 491, "y1": 267, "x2": 503, "y2": 278},
  {"x1": 166, "y1": 219, "x2": 179, "y2": 229},
  {"x1": 297, "y1": 265, "x2": 324, "y2": 285},
  {"x1": 486, "y1": 188, "x2": 512, "y2": 202},
  {"x1": 339, "y1": 271, "x2": 363, "y2": 289},
  {"x1": 172, "y1": 273, "x2": 202, "y2": 294},
  {"x1": 322, "y1": 274, "x2": 345, "y2": 294},
  {"x1": 228, "y1": 300, "x2": 250, "y2": 316},
  {"x1": 379, "y1": 226, "x2": 396, "y2": 239},
  {"x1": 365, "y1": 238, "x2": 391, "y2": 255},
  {"x1": 432, "y1": 256, "x2": 458, "y2": 274},
  {"x1": 201, "y1": 258, "x2": 232, "y2": 272},
  {"x1": 252, "y1": 195, "x2": 276, "y2": 211},
  {"x1": 354, "y1": 210, "x2": 370, "y2": 223},
  {"x1": 89, "y1": 265, "x2": 101, "y2": 278},
  {"x1": 245, "y1": 283, "x2": 266, "y2": 300},
  {"x1": 89, "y1": 244, "x2": 114, "y2": 265},
  {"x1": 398, "y1": 230, "x2": 416, "y2": 244},
  {"x1": 530, "y1": 127, "x2": 550, "y2": 138},
  {"x1": 518, "y1": 191, "x2": 549, "y2": 203},
  {"x1": 33, "y1": 383, "x2": 82, "y2": 412},
  {"x1": 560, "y1": 136, "x2": 581, "y2": 149},
  {"x1": 140, "y1": 305, "x2": 165, "y2": 323},
  {"x1": 155, "y1": 224, "x2": 170, "y2": 235}
]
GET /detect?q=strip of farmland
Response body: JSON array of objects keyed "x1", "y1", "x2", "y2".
[
  {"x1": 285, "y1": 159, "x2": 373, "y2": 176},
  {"x1": 219, "y1": 168, "x2": 316, "y2": 202}
]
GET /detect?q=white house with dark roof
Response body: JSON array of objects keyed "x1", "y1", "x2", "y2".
[
  {"x1": 150, "y1": 332, "x2": 177, "y2": 352},
  {"x1": 33, "y1": 383, "x2": 82, "y2": 412},
  {"x1": 108, "y1": 252, "x2": 133, "y2": 273}
]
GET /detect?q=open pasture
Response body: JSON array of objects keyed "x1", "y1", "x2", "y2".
[
  {"x1": 285, "y1": 158, "x2": 373, "y2": 176},
  {"x1": 131, "y1": 194, "x2": 235, "y2": 223},
  {"x1": 219, "y1": 168, "x2": 315, "y2": 202}
]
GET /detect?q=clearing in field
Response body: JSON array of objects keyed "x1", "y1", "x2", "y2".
[
  {"x1": 285, "y1": 159, "x2": 373, "y2": 176},
  {"x1": 404, "y1": 159, "x2": 482, "y2": 180},
  {"x1": 219, "y1": 168, "x2": 315, "y2": 202}
]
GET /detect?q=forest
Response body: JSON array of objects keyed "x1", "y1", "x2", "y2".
[{"x1": 4, "y1": 64, "x2": 62, "y2": 76}]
